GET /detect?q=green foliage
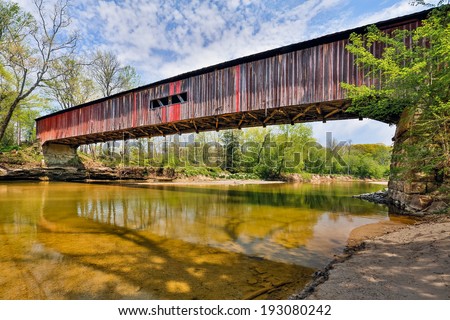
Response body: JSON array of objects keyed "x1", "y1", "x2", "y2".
[
  {"x1": 220, "y1": 129, "x2": 242, "y2": 173},
  {"x1": 348, "y1": 154, "x2": 385, "y2": 178},
  {"x1": 344, "y1": 5, "x2": 450, "y2": 180},
  {"x1": 227, "y1": 172, "x2": 259, "y2": 180},
  {"x1": 343, "y1": 23, "x2": 425, "y2": 124},
  {"x1": 344, "y1": 6, "x2": 450, "y2": 123},
  {"x1": 0, "y1": 144, "x2": 43, "y2": 165},
  {"x1": 303, "y1": 142, "x2": 391, "y2": 179},
  {"x1": 0, "y1": 144, "x2": 19, "y2": 153},
  {"x1": 76, "y1": 127, "x2": 391, "y2": 180},
  {"x1": 342, "y1": 83, "x2": 409, "y2": 124},
  {"x1": 238, "y1": 125, "x2": 317, "y2": 179},
  {"x1": 177, "y1": 166, "x2": 208, "y2": 177},
  {"x1": 0, "y1": 93, "x2": 45, "y2": 148}
]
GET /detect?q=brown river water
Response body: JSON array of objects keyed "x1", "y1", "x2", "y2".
[{"x1": 0, "y1": 181, "x2": 408, "y2": 299}]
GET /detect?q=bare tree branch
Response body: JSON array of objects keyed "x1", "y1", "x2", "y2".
[{"x1": 90, "y1": 50, "x2": 140, "y2": 97}]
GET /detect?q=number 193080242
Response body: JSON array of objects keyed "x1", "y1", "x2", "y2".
[{"x1": 260, "y1": 304, "x2": 331, "y2": 316}]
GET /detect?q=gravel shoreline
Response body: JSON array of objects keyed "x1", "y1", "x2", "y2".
[{"x1": 291, "y1": 215, "x2": 450, "y2": 300}]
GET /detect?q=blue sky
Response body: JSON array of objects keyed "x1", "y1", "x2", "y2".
[{"x1": 17, "y1": 0, "x2": 439, "y2": 145}]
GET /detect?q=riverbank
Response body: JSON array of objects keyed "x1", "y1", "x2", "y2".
[
  {"x1": 0, "y1": 146, "x2": 388, "y2": 184},
  {"x1": 292, "y1": 214, "x2": 450, "y2": 299},
  {"x1": 0, "y1": 163, "x2": 386, "y2": 185}
]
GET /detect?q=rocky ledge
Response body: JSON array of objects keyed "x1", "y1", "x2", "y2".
[
  {"x1": 352, "y1": 189, "x2": 391, "y2": 205},
  {"x1": 0, "y1": 166, "x2": 150, "y2": 181},
  {"x1": 353, "y1": 188, "x2": 449, "y2": 215}
]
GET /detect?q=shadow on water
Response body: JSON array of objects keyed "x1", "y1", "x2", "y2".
[
  {"x1": 0, "y1": 181, "x2": 392, "y2": 299},
  {"x1": 36, "y1": 218, "x2": 314, "y2": 300}
]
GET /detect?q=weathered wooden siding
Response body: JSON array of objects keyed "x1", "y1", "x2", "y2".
[{"x1": 36, "y1": 12, "x2": 424, "y2": 146}]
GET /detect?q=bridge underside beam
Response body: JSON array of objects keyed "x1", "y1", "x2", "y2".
[{"x1": 45, "y1": 101, "x2": 356, "y2": 146}]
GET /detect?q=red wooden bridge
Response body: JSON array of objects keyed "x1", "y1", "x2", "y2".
[{"x1": 36, "y1": 10, "x2": 428, "y2": 147}]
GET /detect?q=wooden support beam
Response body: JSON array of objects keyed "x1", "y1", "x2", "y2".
[
  {"x1": 341, "y1": 101, "x2": 349, "y2": 109},
  {"x1": 237, "y1": 114, "x2": 246, "y2": 129},
  {"x1": 324, "y1": 109, "x2": 341, "y2": 119},
  {"x1": 263, "y1": 109, "x2": 278, "y2": 124},
  {"x1": 279, "y1": 108, "x2": 294, "y2": 125},
  {"x1": 220, "y1": 116, "x2": 233, "y2": 123},
  {"x1": 171, "y1": 123, "x2": 180, "y2": 134},
  {"x1": 136, "y1": 128, "x2": 148, "y2": 136},
  {"x1": 215, "y1": 117, "x2": 219, "y2": 131},
  {"x1": 154, "y1": 126, "x2": 165, "y2": 137},
  {"x1": 292, "y1": 112, "x2": 304, "y2": 122},
  {"x1": 324, "y1": 103, "x2": 340, "y2": 110},
  {"x1": 177, "y1": 122, "x2": 191, "y2": 129},
  {"x1": 292, "y1": 105, "x2": 313, "y2": 121},
  {"x1": 316, "y1": 105, "x2": 322, "y2": 115},
  {"x1": 191, "y1": 120, "x2": 199, "y2": 134},
  {"x1": 124, "y1": 131, "x2": 136, "y2": 139},
  {"x1": 247, "y1": 112, "x2": 266, "y2": 127},
  {"x1": 160, "y1": 125, "x2": 172, "y2": 131}
]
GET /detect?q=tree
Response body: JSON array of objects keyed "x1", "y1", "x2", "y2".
[
  {"x1": 90, "y1": 50, "x2": 140, "y2": 97},
  {"x1": 44, "y1": 57, "x2": 95, "y2": 110},
  {"x1": 0, "y1": 0, "x2": 78, "y2": 142},
  {"x1": 275, "y1": 124, "x2": 314, "y2": 173},
  {"x1": 343, "y1": 5, "x2": 450, "y2": 179},
  {"x1": 220, "y1": 129, "x2": 242, "y2": 172}
]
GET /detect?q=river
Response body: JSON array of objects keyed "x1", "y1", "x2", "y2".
[{"x1": 0, "y1": 181, "x2": 404, "y2": 299}]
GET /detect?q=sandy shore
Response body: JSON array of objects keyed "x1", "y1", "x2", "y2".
[{"x1": 299, "y1": 215, "x2": 450, "y2": 300}]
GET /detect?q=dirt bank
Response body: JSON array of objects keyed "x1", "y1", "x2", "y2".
[{"x1": 293, "y1": 215, "x2": 450, "y2": 300}]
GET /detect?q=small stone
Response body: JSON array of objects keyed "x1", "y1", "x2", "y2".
[{"x1": 254, "y1": 267, "x2": 266, "y2": 274}]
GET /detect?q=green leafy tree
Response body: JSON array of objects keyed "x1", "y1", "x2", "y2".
[
  {"x1": 219, "y1": 130, "x2": 239, "y2": 172},
  {"x1": 343, "y1": 5, "x2": 450, "y2": 180},
  {"x1": 239, "y1": 125, "x2": 315, "y2": 179}
]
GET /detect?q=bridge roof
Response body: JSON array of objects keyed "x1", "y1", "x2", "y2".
[{"x1": 36, "y1": 7, "x2": 432, "y2": 121}]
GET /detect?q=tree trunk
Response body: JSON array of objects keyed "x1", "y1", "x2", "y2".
[{"x1": 0, "y1": 100, "x2": 19, "y2": 142}]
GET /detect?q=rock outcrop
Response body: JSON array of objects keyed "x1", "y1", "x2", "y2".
[
  {"x1": 388, "y1": 108, "x2": 449, "y2": 214},
  {"x1": 0, "y1": 166, "x2": 151, "y2": 181}
]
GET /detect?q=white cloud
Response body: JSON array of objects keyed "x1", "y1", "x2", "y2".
[
  {"x1": 311, "y1": 119, "x2": 396, "y2": 145},
  {"x1": 63, "y1": 0, "x2": 358, "y2": 81},
  {"x1": 355, "y1": 0, "x2": 419, "y2": 26}
]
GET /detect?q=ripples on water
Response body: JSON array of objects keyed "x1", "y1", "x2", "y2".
[{"x1": 0, "y1": 181, "x2": 392, "y2": 299}]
